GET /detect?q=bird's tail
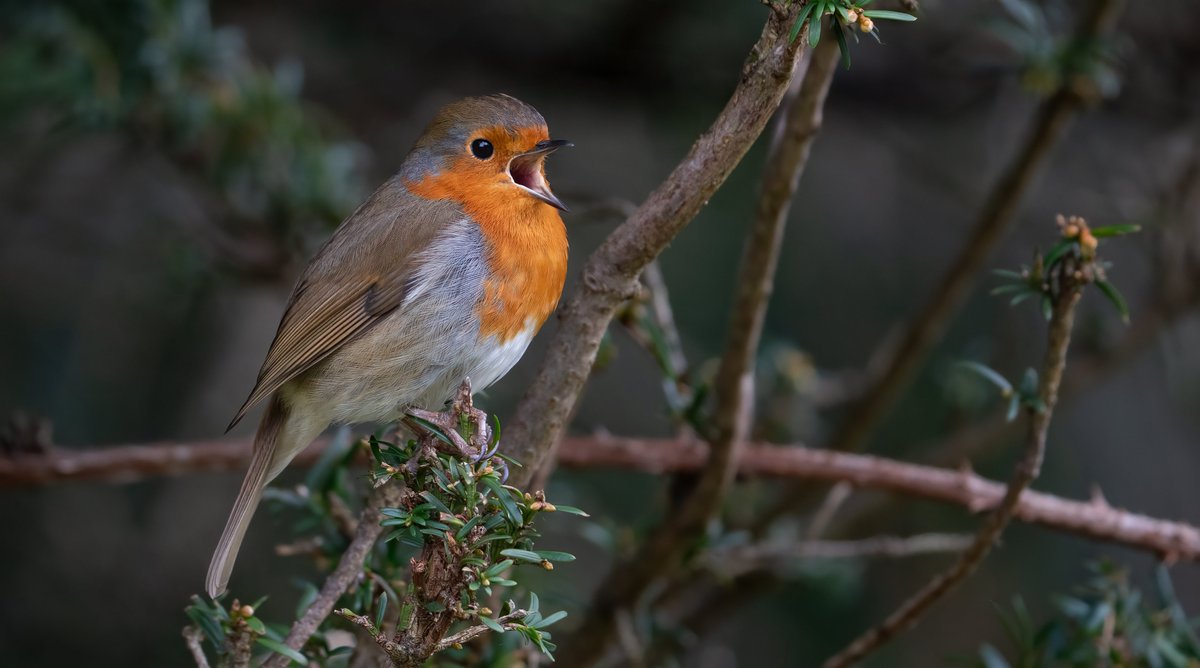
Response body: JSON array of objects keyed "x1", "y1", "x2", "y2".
[{"x1": 206, "y1": 397, "x2": 287, "y2": 598}]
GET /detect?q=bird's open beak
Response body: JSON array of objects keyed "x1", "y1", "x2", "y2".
[{"x1": 508, "y1": 139, "x2": 572, "y2": 212}]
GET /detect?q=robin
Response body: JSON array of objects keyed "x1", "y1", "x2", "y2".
[{"x1": 206, "y1": 94, "x2": 570, "y2": 597}]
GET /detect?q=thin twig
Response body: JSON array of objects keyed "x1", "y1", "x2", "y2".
[
  {"x1": 821, "y1": 245, "x2": 1087, "y2": 668},
  {"x1": 434, "y1": 610, "x2": 529, "y2": 651},
  {"x1": 555, "y1": 34, "x2": 841, "y2": 666},
  {"x1": 641, "y1": 260, "x2": 690, "y2": 387},
  {"x1": 711, "y1": 533, "x2": 975, "y2": 577},
  {"x1": 806, "y1": 481, "x2": 853, "y2": 540},
  {"x1": 502, "y1": 1, "x2": 809, "y2": 487},
  {"x1": 183, "y1": 626, "x2": 212, "y2": 668},
  {"x1": 264, "y1": 481, "x2": 403, "y2": 668}
]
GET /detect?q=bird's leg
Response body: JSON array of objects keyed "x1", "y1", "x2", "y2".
[
  {"x1": 402, "y1": 380, "x2": 493, "y2": 462},
  {"x1": 449, "y1": 379, "x2": 493, "y2": 462},
  {"x1": 402, "y1": 410, "x2": 475, "y2": 460}
]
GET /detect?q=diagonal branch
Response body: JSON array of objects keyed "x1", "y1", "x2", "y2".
[
  {"x1": 553, "y1": 33, "x2": 842, "y2": 667},
  {"x1": 502, "y1": 2, "x2": 808, "y2": 487},
  {"x1": 823, "y1": 0, "x2": 1126, "y2": 457},
  {"x1": 263, "y1": 481, "x2": 403, "y2": 668},
  {"x1": 821, "y1": 233, "x2": 1089, "y2": 668}
]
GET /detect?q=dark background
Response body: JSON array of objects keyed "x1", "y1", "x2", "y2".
[{"x1": 2, "y1": 0, "x2": 1199, "y2": 665}]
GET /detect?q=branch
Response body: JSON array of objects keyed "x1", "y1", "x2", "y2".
[
  {"x1": 263, "y1": 481, "x2": 403, "y2": 668},
  {"x1": 6, "y1": 435, "x2": 1200, "y2": 561},
  {"x1": 818, "y1": 0, "x2": 1127, "y2": 457},
  {"x1": 821, "y1": 229, "x2": 1089, "y2": 668},
  {"x1": 502, "y1": 2, "x2": 808, "y2": 487},
  {"x1": 434, "y1": 609, "x2": 528, "y2": 652},
  {"x1": 710, "y1": 533, "x2": 975, "y2": 577},
  {"x1": 183, "y1": 626, "x2": 212, "y2": 668},
  {"x1": 555, "y1": 34, "x2": 841, "y2": 667}
]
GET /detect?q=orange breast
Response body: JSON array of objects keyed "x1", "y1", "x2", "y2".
[{"x1": 406, "y1": 159, "x2": 568, "y2": 343}]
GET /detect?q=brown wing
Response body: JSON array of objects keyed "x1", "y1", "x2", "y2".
[
  {"x1": 225, "y1": 276, "x2": 409, "y2": 430},
  {"x1": 226, "y1": 178, "x2": 459, "y2": 431}
]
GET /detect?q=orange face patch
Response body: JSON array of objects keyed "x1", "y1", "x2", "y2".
[{"x1": 405, "y1": 125, "x2": 569, "y2": 343}]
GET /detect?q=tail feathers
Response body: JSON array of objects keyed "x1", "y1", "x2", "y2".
[{"x1": 206, "y1": 398, "x2": 285, "y2": 598}]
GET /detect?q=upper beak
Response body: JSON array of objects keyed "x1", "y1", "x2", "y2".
[{"x1": 508, "y1": 139, "x2": 573, "y2": 212}]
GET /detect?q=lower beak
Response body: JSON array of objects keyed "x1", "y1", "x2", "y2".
[{"x1": 509, "y1": 139, "x2": 572, "y2": 212}]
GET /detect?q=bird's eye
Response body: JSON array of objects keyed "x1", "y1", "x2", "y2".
[{"x1": 470, "y1": 138, "x2": 494, "y2": 160}]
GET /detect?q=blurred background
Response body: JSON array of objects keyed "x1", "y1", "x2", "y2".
[{"x1": 2, "y1": 0, "x2": 1199, "y2": 665}]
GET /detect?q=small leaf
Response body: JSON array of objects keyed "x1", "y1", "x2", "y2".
[
  {"x1": 1019, "y1": 368, "x2": 1039, "y2": 397},
  {"x1": 531, "y1": 610, "x2": 568, "y2": 629},
  {"x1": 1042, "y1": 239, "x2": 1075, "y2": 270},
  {"x1": 862, "y1": 9, "x2": 917, "y2": 21},
  {"x1": 482, "y1": 476, "x2": 523, "y2": 526},
  {"x1": 978, "y1": 643, "x2": 1012, "y2": 668},
  {"x1": 809, "y1": 14, "x2": 823, "y2": 47},
  {"x1": 484, "y1": 559, "x2": 515, "y2": 577},
  {"x1": 480, "y1": 615, "x2": 506, "y2": 633},
  {"x1": 832, "y1": 21, "x2": 851, "y2": 69},
  {"x1": 256, "y1": 637, "x2": 309, "y2": 665},
  {"x1": 245, "y1": 616, "x2": 266, "y2": 635},
  {"x1": 1090, "y1": 223, "x2": 1141, "y2": 238},
  {"x1": 1095, "y1": 280, "x2": 1130, "y2": 323},
  {"x1": 790, "y1": 2, "x2": 818, "y2": 43},
  {"x1": 550, "y1": 505, "x2": 590, "y2": 517},
  {"x1": 420, "y1": 491, "x2": 451, "y2": 515},
  {"x1": 535, "y1": 550, "x2": 577, "y2": 562},
  {"x1": 1006, "y1": 395, "x2": 1020, "y2": 422},
  {"x1": 374, "y1": 592, "x2": 388, "y2": 632},
  {"x1": 957, "y1": 361, "x2": 1013, "y2": 396},
  {"x1": 1041, "y1": 295, "x2": 1052, "y2": 321},
  {"x1": 991, "y1": 283, "x2": 1030, "y2": 296},
  {"x1": 500, "y1": 548, "x2": 544, "y2": 563},
  {"x1": 992, "y1": 269, "x2": 1026, "y2": 280}
]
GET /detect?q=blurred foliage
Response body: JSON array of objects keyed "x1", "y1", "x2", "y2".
[
  {"x1": 988, "y1": 0, "x2": 1122, "y2": 98},
  {"x1": 0, "y1": 0, "x2": 364, "y2": 246},
  {"x1": 968, "y1": 562, "x2": 1200, "y2": 668}
]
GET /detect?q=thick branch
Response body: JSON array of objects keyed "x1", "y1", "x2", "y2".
[
  {"x1": 6, "y1": 436, "x2": 1200, "y2": 561},
  {"x1": 821, "y1": 250, "x2": 1086, "y2": 668},
  {"x1": 263, "y1": 481, "x2": 402, "y2": 668},
  {"x1": 554, "y1": 35, "x2": 841, "y2": 667},
  {"x1": 502, "y1": 2, "x2": 807, "y2": 486}
]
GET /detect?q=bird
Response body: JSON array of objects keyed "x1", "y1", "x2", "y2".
[{"x1": 206, "y1": 94, "x2": 570, "y2": 598}]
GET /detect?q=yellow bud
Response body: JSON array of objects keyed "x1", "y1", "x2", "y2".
[
  {"x1": 858, "y1": 16, "x2": 874, "y2": 32},
  {"x1": 541, "y1": 560, "x2": 554, "y2": 570},
  {"x1": 542, "y1": 502, "x2": 557, "y2": 512},
  {"x1": 1064, "y1": 224, "x2": 1080, "y2": 238},
  {"x1": 240, "y1": 605, "x2": 255, "y2": 618},
  {"x1": 1080, "y1": 230, "x2": 1098, "y2": 255},
  {"x1": 845, "y1": 9, "x2": 859, "y2": 22},
  {"x1": 479, "y1": 607, "x2": 492, "y2": 616}
]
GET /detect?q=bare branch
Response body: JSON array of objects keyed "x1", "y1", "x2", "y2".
[
  {"x1": 711, "y1": 533, "x2": 975, "y2": 577},
  {"x1": 434, "y1": 609, "x2": 528, "y2": 652},
  {"x1": 502, "y1": 2, "x2": 809, "y2": 486},
  {"x1": 263, "y1": 481, "x2": 403, "y2": 668},
  {"x1": 821, "y1": 224, "x2": 1090, "y2": 668},
  {"x1": 183, "y1": 626, "x2": 212, "y2": 668},
  {"x1": 6, "y1": 434, "x2": 1200, "y2": 561}
]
